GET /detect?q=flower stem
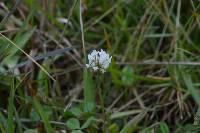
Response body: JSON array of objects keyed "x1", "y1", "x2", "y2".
[{"x1": 97, "y1": 72, "x2": 106, "y2": 132}]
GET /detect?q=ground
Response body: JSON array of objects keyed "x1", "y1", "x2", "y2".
[{"x1": 0, "y1": 0, "x2": 200, "y2": 133}]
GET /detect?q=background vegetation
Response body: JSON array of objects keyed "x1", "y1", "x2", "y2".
[{"x1": 0, "y1": 0, "x2": 200, "y2": 132}]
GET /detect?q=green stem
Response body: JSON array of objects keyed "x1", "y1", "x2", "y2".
[{"x1": 97, "y1": 72, "x2": 106, "y2": 132}]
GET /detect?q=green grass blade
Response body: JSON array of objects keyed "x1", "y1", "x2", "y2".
[
  {"x1": 120, "y1": 111, "x2": 147, "y2": 133},
  {"x1": 7, "y1": 77, "x2": 15, "y2": 133},
  {"x1": 14, "y1": 107, "x2": 23, "y2": 133},
  {"x1": 182, "y1": 74, "x2": 200, "y2": 106},
  {"x1": 33, "y1": 97, "x2": 53, "y2": 133},
  {"x1": 2, "y1": 26, "x2": 36, "y2": 64},
  {"x1": 159, "y1": 122, "x2": 170, "y2": 133},
  {"x1": 0, "y1": 111, "x2": 6, "y2": 133}
]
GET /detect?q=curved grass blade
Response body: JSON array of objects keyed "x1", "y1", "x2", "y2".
[
  {"x1": 0, "y1": 32, "x2": 56, "y2": 82},
  {"x1": 33, "y1": 97, "x2": 53, "y2": 133}
]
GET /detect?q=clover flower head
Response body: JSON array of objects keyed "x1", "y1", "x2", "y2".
[{"x1": 86, "y1": 49, "x2": 112, "y2": 73}]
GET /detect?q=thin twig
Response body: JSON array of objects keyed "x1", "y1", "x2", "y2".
[
  {"x1": 0, "y1": 0, "x2": 22, "y2": 28},
  {"x1": 58, "y1": 0, "x2": 78, "y2": 43},
  {"x1": 116, "y1": 61, "x2": 200, "y2": 66},
  {"x1": 12, "y1": 46, "x2": 79, "y2": 69},
  {"x1": 79, "y1": 0, "x2": 86, "y2": 63},
  {"x1": 13, "y1": 118, "x2": 67, "y2": 126},
  {"x1": 0, "y1": 28, "x2": 19, "y2": 33}
]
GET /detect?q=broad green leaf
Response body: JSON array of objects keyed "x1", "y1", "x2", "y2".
[
  {"x1": 23, "y1": 129, "x2": 36, "y2": 133},
  {"x1": 71, "y1": 130, "x2": 83, "y2": 133},
  {"x1": 67, "y1": 118, "x2": 80, "y2": 130},
  {"x1": 83, "y1": 70, "x2": 95, "y2": 112},
  {"x1": 70, "y1": 107, "x2": 83, "y2": 117},
  {"x1": 159, "y1": 122, "x2": 169, "y2": 133}
]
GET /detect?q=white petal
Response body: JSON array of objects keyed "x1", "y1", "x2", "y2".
[{"x1": 86, "y1": 64, "x2": 89, "y2": 67}]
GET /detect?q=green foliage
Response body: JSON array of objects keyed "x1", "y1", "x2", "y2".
[
  {"x1": 7, "y1": 78, "x2": 15, "y2": 133},
  {"x1": 81, "y1": 117, "x2": 95, "y2": 129},
  {"x1": 71, "y1": 130, "x2": 84, "y2": 133},
  {"x1": 121, "y1": 66, "x2": 134, "y2": 86},
  {"x1": 83, "y1": 70, "x2": 95, "y2": 112},
  {"x1": 0, "y1": 0, "x2": 200, "y2": 132},
  {"x1": 70, "y1": 107, "x2": 83, "y2": 118},
  {"x1": 109, "y1": 123, "x2": 119, "y2": 133},
  {"x1": 33, "y1": 97, "x2": 53, "y2": 133},
  {"x1": 67, "y1": 118, "x2": 80, "y2": 130},
  {"x1": 23, "y1": 129, "x2": 36, "y2": 133},
  {"x1": 66, "y1": 117, "x2": 96, "y2": 133},
  {"x1": 159, "y1": 122, "x2": 170, "y2": 133},
  {"x1": 0, "y1": 27, "x2": 36, "y2": 72}
]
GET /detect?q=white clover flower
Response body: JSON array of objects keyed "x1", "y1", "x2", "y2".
[{"x1": 86, "y1": 49, "x2": 112, "y2": 73}]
